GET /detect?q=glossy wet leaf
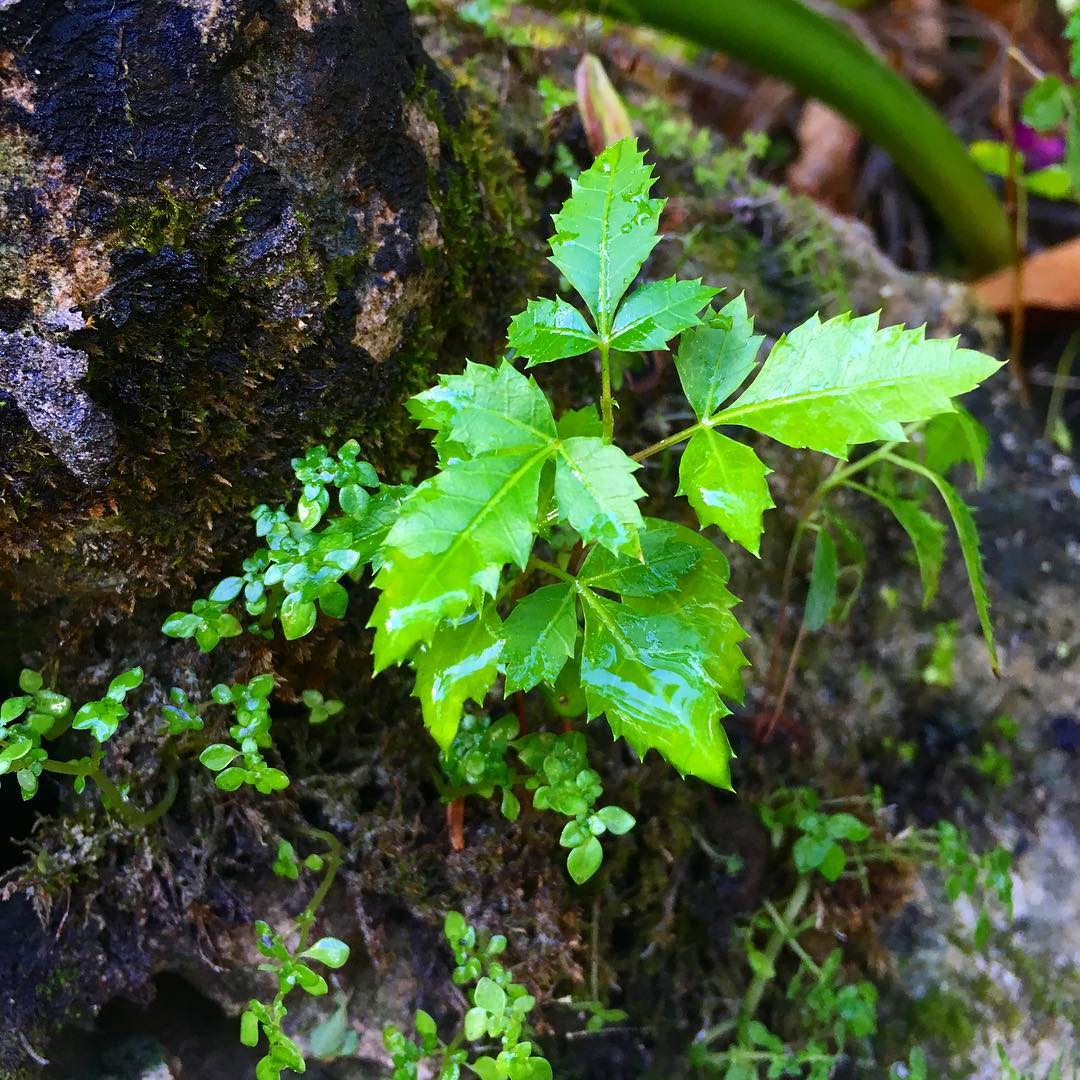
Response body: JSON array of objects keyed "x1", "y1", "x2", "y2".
[
  {"x1": 408, "y1": 361, "x2": 556, "y2": 456},
  {"x1": 370, "y1": 547, "x2": 498, "y2": 672},
  {"x1": 300, "y1": 937, "x2": 350, "y2": 969},
  {"x1": 607, "y1": 277, "x2": 718, "y2": 351},
  {"x1": 678, "y1": 428, "x2": 774, "y2": 555},
  {"x1": 554, "y1": 436, "x2": 645, "y2": 556},
  {"x1": 281, "y1": 594, "x2": 317, "y2": 640},
  {"x1": 372, "y1": 450, "x2": 547, "y2": 668},
  {"x1": 200, "y1": 744, "x2": 240, "y2": 771},
  {"x1": 578, "y1": 517, "x2": 700, "y2": 596},
  {"x1": 411, "y1": 608, "x2": 504, "y2": 748},
  {"x1": 712, "y1": 312, "x2": 1004, "y2": 458},
  {"x1": 548, "y1": 137, "x2": 663, "y2": 334},
  {"x1": 508, "y1": 297, "x2": 600, "y2": 366},
  {"x1": 578, "y1": 588, "x2": 733, "y2": 788},
  {"x1": 567, "y1": 835, "x2": 604, "y2": 883},
  {"x1": 623, "y1": 526, "x2": 748, "y2": 703},
  {"x1": 804, "y1": 529, "x2": 838, "y2": 632},
  {"x1": 501, "y1": 583, "x2": 579, "y2": 693},
  {"x1": 674, "y1": 293, "x2": 763, "y2": 419}
]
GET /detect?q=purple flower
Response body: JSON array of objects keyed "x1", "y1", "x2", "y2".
[{"x1": 1015, "y1": 123, "x2": 1066, "y2": 170}]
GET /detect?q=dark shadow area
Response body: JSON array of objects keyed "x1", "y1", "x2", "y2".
[{"x1": 44, "y1": 972, "x2": 257, "y2": 1079}]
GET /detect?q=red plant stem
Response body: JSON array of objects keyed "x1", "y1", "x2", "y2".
[{"x1": 447, "y1": 798, "x2": 465, "y2": 853}]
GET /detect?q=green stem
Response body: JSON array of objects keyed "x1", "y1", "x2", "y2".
[
  {"x1": 600, "y1": 340, "x2": 614, "y2": 442},
  {"x1": 296, "y1": 825, "x2": 343, "y2": 953},
  {"x1": 740, "y1": 874, "x2": 812, "y2": 1024},
  {"x1": 632, "y1": 420, "x2": 702, "y2": 463},
  {"x1": 42, "y1": 759, "x2": 179, "y2": 829},
  {"x1": 527, "y1": 556, "x2": 576, "y2": 584},
  {"x1": 762, "y1": 900, "x2": 820, "y2": 976},
  {"x1": 557, "y1": 0, "x2": 1011, "y2": 273}
]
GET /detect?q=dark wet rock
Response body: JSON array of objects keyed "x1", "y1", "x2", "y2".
[
  {"x1": 0, "y1": 330, "x2": 115, "y2": 484},
  {"x1": 0, "y1": 0, "x2": 531, "y2": 610}
]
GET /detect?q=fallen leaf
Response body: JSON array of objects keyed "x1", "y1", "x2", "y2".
[
  {"x1": 973, "y1": 237, "x2": 1080, "y2": 312},
  {"x1": 787, "y1": 101, "x2": 860, "y2": 212}
]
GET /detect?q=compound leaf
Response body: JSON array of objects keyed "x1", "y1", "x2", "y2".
[
  {"x1": 608, "y1": 277, "x2": 718, "y2": 351},
  {"x1": 713, "y1": 312, "x2": 1004, "y2": 459},
  {"x1": 412, "y1": 607, "x2": 504, "y2": 748},
  {"x1": 675, "y1": 293, "x2": 763, "y2": 419},
  {"x1": 548, "y1": 137, "x2": 663, "y2": 334},
  {"x1": 502, "y1": 582, "x2": 579, "y2": 694},
  {"x1": 508, "y1": 297, "x2": 600, "y2": 367},
  {"x1": 678, "y1": 428, "x2": 774, "y2": 556},
  {"x1": 554, "y1": 437, "x2": 645, "y2": 556},
  {"x1": 579, "y1": 588, "x2": 733, "y2": 788}
]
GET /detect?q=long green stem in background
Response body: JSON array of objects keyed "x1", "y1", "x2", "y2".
[{"x1": 560, "y1": 0, "x2": 1012, "y2": 273}]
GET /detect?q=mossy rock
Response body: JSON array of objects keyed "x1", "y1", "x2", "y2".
[{"x1": 0, "y1": 0, "x2": 534, "y2": 615}]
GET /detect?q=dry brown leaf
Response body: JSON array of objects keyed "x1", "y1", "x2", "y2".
[
  {"x1": 787, "y1": 100, "x2": 861, "y2": 212},
  {"x1": 973, "y1": 237, "x2": 1080, "y2": 313}
]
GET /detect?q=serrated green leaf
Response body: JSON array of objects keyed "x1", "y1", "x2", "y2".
[
  {"x1": 412, "y1": 607, "x2": 504, "y2": 748},
  {"x1": 712, "y1": 312, "x2": 1004, "y2": 459},
  {"x1": 888, "y1": 454, "x2": 998, "y2": 672},
  {"x1": 674, "y1": 293, "x2": 763, "y2": 420},
  {"x1": 622, "y1": 526, "x2": 748, "y2": 702},
  {"x1": 578, "y1": 517, "x2": 700, "y2": 596},
  {"x1": 607, "y1": 277, "x2": 718, "y2": 351},
  {"x1": 678, "y1": 428, "x2": 774, "y2": 555},
  {"x1": 557, "y1": 405, "x2": 602, "y2": 439},
  {"x1": 370, "y1": 548, "x2": 499, "y2": 671},
  {"x1": 578, "y1": 588, "x2": 733, "y2": 788},
  {"x1": 804, "y1": 529, "x2": 838, "y2": 632},
  {"x1": 554, "y1": 436, "x2": 645, "y2": 556},
  {"x1": 851, "y1": 483, "x2": 945, "y2": 606},
  {"x1": 502, "y1": 583, "x2": 579, "y2": 693},
  {"x1": 508, "y1": 297, "x2": 600, "y2": 366},
  {"x1": 548, "y1": 137, "x2": 663, "y2": 334},
  {"x1": 409, "y1": 361, "x2": 557, "y2": 456},
  {"x1": 386, "y1": 451, "x2": 547, "y2": 564},
  {"x1": 373, "y1": 449, "x2": 548, "y2": 668}
]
